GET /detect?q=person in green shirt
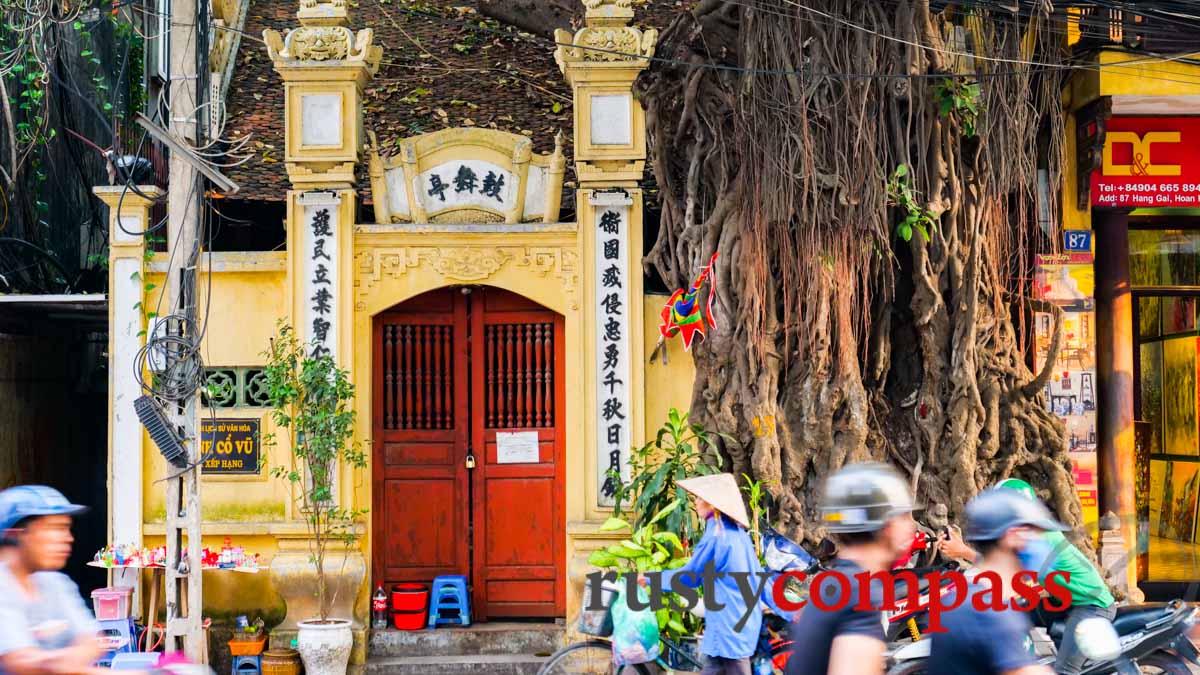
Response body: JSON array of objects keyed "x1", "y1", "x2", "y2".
[{"x1": 938, "y1": 478, "x2": 1115, "y2": 675}]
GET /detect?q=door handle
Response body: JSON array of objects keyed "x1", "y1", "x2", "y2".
[{"x1": 465, "y1": 454, "x2": 476, "y2": 470}]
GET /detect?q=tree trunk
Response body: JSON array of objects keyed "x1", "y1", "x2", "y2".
[
  {"x1": 638, "y1": 0, "x2": 1085, "y2": 548},
  {"x1": 476, "y1": 0, "x2": 578, "y2": 39}
]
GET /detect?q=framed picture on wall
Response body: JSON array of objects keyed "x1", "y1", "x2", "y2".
[
  {"x1": 1140, "y1": 342, "x2": 1163, "y2": 456},
  {"x1": 1162, "y1": 297, "x2": 1197, "y2": 336},
  {"x1": 1140, "y1": 297, "x2": 1161, "y2": 340},
  {"x1": 1162, "y1": 337, "x2": 1199, "y2": 456},
  {"x1": 1150, "y1": 460, "x2": 1200, "y2": 543}
]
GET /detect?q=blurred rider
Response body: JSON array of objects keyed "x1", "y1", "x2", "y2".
[
  {"x1": 0, "y1": 485, "x2": 104, "y2": 675},
  {"x1": 939, "y1": 478, "x2": 1115, "y2": 674},
  {"x1": 786, "y1": 463, "x2": 916, "y2": 675},
  {"x1": 927, "y1": 488, "x2": 1061, "y2": 675}
]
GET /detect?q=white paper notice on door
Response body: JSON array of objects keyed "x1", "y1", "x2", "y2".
[{"x1": 496, "y1": 431, "x2": 540, "y2": 464}]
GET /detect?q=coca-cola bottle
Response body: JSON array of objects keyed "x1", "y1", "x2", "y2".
[{"x1": 372, "y1": 585, "x2": 389, "y2": 629}]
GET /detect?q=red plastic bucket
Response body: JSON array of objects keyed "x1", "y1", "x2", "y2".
[{"x1": 391, "y1": 583, "x2": 428, "y2": 631}]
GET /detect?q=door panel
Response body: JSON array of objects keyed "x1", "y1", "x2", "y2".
[
  {"x1": 373, "y1": 289, "x2": 470, "y2": 589},
  {"x1": 375, "y1": 287, "x2": 564, "y2": 619},
  {"x1": 471, "y1": 289, "x2": 566, "y2": 619}
]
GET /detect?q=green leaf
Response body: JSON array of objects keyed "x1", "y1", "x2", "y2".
[
  {"x1": 551, "y1": 101, "x2": 562, "y2": 113},
  {"x1": 587, "y1": 550, "x2": 618, "y2": 568},
  {"x1": 619, "y1": 539, "x2": 646, "y2": 553},
  {"x1": 668, "y1": 619, "x2": 686, "y2": 634},
  {"x1": 607, "y1": 545, "x2": 641, "y2": 559},
  {"x1": 600, "y1": 516, "x2": 630, "y2": 532},
  {"x1": 647, "y1": 498, "x2": 681, "y2": 526},
  {"x1": 898, "y1": 223, "x2": 913, "y2": 241},
  {"x1": 893, "y1": 164, "x2": 908, "y2": 178},
  {"x1": 652, "y1": 531, "x2": 683, "y2": 552}
]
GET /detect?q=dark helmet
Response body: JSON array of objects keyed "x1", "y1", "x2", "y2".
[
  {"x1": 820, "y1": 463, "x2": 914, "y2": 533},
  {"x1": 964, "y1": 488, "x2": 1066, "y2": 542}
]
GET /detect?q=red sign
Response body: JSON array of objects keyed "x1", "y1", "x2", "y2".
[{"x1": 1090, "y1": 116, "x2": 1200, "y2": 208}]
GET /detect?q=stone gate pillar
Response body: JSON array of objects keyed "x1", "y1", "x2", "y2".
[
  {"x1": 555, "y1": 0, "x2": 657, "y2": 623},
  {"x1": 95, "y1": 185, "x2": 161, "y2": 609},
  {"x1": 262, "y1": 0, "x2": 379, "y2": 655}
]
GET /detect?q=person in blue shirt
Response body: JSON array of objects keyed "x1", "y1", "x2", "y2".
[{"x1": 646, "y1": 473, "x2": 790, "y2": 675}]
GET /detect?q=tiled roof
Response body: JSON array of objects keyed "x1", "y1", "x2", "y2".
[{"x1": 223, "y1": 0, "x2": 690, "y2": 206}]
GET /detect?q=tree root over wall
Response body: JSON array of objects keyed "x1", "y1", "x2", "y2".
[{"x1": 638, "y1": 0, "x2": 1085, "y2": 546}]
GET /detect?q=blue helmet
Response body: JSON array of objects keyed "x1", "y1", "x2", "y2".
[
  {"x1": 0, "y1": 486, "x2": 87, "y2": 531},
  {"x1": 964, "y1": 487, "x2": 1065, "y2": 542}
]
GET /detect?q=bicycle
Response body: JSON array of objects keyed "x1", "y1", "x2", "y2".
[{"x1": 538, "y1": 580, "x2": 793, "y2": 675}]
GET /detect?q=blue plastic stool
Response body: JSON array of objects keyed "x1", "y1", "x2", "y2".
[
  {"x1": 112, "y1": 653, "x2": 161, "y2": 671},
  {"x1": 95, "y1": 618, "x2": 136, "y2": 667},
  {"x1": 232, "y1": 655, "x2": 262, "y2": 675},
  {"x1": 427, "y1": 575, "x2": 471, "y2": 627}
]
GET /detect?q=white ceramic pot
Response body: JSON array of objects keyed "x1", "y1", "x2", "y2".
[{"x1": 296, "y1": 618, "x2": 353, "y2": 675}]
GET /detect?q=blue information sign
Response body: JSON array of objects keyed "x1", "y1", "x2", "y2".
[{"x1": 1063, "y1": 230, "x2": 1092, "y2": 253}]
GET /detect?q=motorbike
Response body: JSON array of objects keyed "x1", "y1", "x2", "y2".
[{"x1": 886, "y1": 597, "x2": 1200, "y2": 674}]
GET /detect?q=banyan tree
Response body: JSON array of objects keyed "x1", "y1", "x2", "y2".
[{"x1": 487, "y1": 0, "x2": 1082, "y2": 541}]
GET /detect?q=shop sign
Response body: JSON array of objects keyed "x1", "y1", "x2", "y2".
[
  {"x1": 1034, "y1": 253, "x2": 1098, "y2": 525},
  {"x1": 592, "y1": 191, "x2": 632, "y2": 507},
  {"x1": 299, "y1": 191, "x2": 341, "y2": 360},
  {"x1": 201, "y1": 418, "x2": 261, "y2": 474},
  {"x1": 1091, "y1": 116, "x2": 1200, "y2": 208}
]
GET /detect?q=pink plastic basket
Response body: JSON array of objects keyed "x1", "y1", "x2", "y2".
[{"x1": 91, "y1": 587, "x2": 133, "y2": 620}]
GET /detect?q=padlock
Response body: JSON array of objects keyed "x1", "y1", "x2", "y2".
[{"x1": 465, "y1": 454, "x2": 476, "y2": 469}]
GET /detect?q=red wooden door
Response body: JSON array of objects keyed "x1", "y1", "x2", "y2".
[
  {"x1": 373, "y1": 289, "x2": 471, "y2": 591},
  {"x1": 373, "y1": 287, "x2": 565, "y2": 620},
  {"x1": 471, "y1": 289, "x2": 566, "y2": 619}
]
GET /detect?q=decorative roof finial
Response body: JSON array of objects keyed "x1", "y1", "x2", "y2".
[{"x1": 581, "y1": 0, "x2": 637, "y2": 27}]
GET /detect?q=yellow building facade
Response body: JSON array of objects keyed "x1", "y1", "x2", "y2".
[
  {"x1": 95, "y1": 0, "x2": 696, "y2": 658},
  {"x1": 1059, "y1": 41, "x2": 1200, "y2": 598}
]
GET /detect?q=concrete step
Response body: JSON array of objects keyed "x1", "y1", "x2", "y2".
[
  {"x1": 364, "y1": 654, "x2": 548, "y2": 675},
  {"x1": 368, "y1": 622, "x2": 565, "y2": 658}
]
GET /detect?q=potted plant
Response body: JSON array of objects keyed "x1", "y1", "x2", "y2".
[
  {"x1": 262, "y1": 324, "x2": 367, "y2": 675},
  {"x1": 591, "y1": 408, "x2": 725, "y2": 650}
]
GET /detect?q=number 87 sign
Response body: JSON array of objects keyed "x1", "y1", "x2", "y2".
[{"x1": 1063, "y1": 230, "x2": 1091, "y2": 253}]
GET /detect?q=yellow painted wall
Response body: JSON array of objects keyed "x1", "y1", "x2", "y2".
[
  {"x1": 641, "y1": 295, "x2": 697, "y2": 436},
  {"x1": 143, "y1": 256, "x2": 293, "y2": 527},
  {"x1": 134, "y1": 239, "x2": 698, "y2": 618}
]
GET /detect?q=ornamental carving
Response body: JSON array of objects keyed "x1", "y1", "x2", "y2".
[
  {"x1": 300, "y1": 0, "x2": 345, "y2": 10},
  {"x1": 264, "y1": 26, "x2": 381, "y2": 70},
  {"x1": 575, "y1": 27, "x2": 651, "y2": 62},
  {"x1": 554, "y1": 25, "x2": 657, "y2": 70},
  {"x1": 287, "y1": 26, "x2": 350, "y2": 60},
  {"x1": 355, "y1": 246, "x2": 580, "y2": 310}
]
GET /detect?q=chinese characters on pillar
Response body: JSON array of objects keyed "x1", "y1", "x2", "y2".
[
  {"x1": 594, "y1": 200, "x2": 632, "y2": 507},
  {"x1": 301, "y1": 192, "x2": 341, "y2": 361}
]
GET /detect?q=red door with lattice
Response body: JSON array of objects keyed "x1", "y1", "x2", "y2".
[{"x1": 373, "y1": 287, "x2": 565, "y2": 620}]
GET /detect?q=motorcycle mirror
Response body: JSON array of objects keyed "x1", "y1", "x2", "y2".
[
  {"x1": 1074, "y1": 617, "x2": 1121, "y2": 662},
  {"x1": 816, "y1": 538, "x2": 837, "y2": 562}
]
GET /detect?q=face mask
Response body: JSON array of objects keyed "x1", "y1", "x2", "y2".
[{"x1": 1016, "y1": 534, "x2": 1054, "y2": 576}]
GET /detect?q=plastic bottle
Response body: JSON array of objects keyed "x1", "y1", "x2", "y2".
[{"x1": 372, "y1": 585, "x2": 389, "y2": 629}]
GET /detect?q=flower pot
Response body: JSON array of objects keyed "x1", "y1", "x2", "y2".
[{"x1": 296, "y1": 619, "x2": 353, "y2": 675}]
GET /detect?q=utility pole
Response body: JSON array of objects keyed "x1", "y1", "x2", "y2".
[{"x1": 164, "y1": 0, "x2": 205, "y2": 656}]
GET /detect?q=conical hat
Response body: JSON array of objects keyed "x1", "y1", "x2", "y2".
[{"x1": 677, "y1": 473, "x2": 751, "y2": 529}]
